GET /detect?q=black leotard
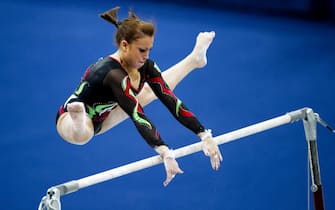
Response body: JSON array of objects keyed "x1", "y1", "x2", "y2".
[{"x1": 56, "y1": 56, "x2": 205, "y2": 148}]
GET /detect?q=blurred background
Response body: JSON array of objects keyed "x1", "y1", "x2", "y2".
[{"x1": 1, "y1": 0, "x2": 334, "y2": 209}]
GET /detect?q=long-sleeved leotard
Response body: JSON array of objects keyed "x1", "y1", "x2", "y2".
[{"x1": 56, "y1": 56, "x2": 205, "y2": 148}]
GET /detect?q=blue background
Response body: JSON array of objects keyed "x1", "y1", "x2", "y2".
[{"x1": 1, "y1": 0, "x2": 335, "y2": 209}]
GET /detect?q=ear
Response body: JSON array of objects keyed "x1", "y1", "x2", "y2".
[{"x1": 119, "y1": 40, "x2": 129, "y2": 52}]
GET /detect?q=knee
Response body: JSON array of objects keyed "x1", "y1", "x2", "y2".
[
  {"x1": 56, "y1": 113, "x2": 94, "y2": 145},
  {"x1": 56, "y1": 124, "x2": 94, "y2": 145},
  {"x1": 57, "y1": 130, "x2": 93, "y2": 145},
  {"x1": 65, "y1": 135, "x2": 92, "y2": 145}
]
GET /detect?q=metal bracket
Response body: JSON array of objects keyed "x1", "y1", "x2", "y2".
[{"x1": 38, "y1": 187, "x2": 61, "y2": 210}]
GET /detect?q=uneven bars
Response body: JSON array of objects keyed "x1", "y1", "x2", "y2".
[{"x1": 49, "y1": 107, "x2": 307, "y2": 197}]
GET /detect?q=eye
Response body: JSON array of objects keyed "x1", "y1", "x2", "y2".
[{"x1": 139, "y1": 48, "x2": 147, "y2": 53}]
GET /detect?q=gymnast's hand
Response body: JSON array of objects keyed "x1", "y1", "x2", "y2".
[
  {"x1": 200, "y1": 129, "x2": 223, "y2": 170},
  {"x1": 155, "y1": 145, "x2": 184, "y2": 187}
]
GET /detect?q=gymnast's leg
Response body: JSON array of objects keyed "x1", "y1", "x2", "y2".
[
  {"x1": 98, "y1": 31, "x2": 215, "y2": 135},
  {"x1": 160, "y1": 31, "x2": 215, "y2": 91},
  {"x1": 57, "y1": 102, "x2": 94, "y2": 145}
]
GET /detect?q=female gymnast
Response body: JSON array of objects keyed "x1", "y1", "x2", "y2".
[{"x1": 56, "y1": 6, "x2": 222, "y2": 186}]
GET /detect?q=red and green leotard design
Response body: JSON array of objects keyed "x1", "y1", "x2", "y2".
[{"x1": 60, "y1": 56, "x2": 205, "y2": 148}]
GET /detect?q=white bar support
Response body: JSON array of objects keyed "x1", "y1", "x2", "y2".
[
  {"x1": 39, "y1": 107, "x2": 310, "y2": 210},
  {"x1": 54, "y1": 107, "x2": 308, "y2": 194}
]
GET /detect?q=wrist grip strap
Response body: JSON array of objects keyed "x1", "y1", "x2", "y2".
[{"x1": 201, "y1": 129, "x2": 212, "y2": 141}]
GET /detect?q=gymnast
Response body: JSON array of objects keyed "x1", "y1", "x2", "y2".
[{"x1": 56, "y1": 6, "x2": 222, "y2": 186}]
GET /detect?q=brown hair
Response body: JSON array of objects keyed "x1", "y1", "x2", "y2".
[{"x1": 100, "y1": 6, "x2": 155, "y2": 47}]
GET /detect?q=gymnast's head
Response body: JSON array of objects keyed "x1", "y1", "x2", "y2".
[
  {"x1": 100, "y1": 6, "x2": 156, "y2": 45},
  {"x1": 100, "y1": 6, "x2": 155, "y2": 67}
]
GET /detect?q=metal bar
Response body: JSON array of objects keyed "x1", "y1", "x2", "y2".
[
  {"x1": 72, "y1": 108, "x2": 306, "y2": 191},
  {"x1": 304, "y1": 108, "x2": 325, "y2": 210},
  {"x1": 39, "y1": 107, "x2": 311, "y2": 210}
]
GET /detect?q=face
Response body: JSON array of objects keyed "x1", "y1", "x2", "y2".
[{"x1": 120, "y1": 35, "x2": 154, "y2": 69}]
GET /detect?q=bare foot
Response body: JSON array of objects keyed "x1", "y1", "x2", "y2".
[
  {"x1": 67, "y1": 102, "x2": 86, "y2": 131},
  {"x1": 191, "y1": 31, "x2": 215, "y2": 68}
]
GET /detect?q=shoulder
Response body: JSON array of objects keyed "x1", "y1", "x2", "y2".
[
  {"x1": 93, "y1": 56, "x2": 123, "y2": 70},
  {"x1": 95, "y1": 56, "x2": 127, "y2": 85}
]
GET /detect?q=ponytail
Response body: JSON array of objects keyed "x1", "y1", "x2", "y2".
[
  {"x1": 100, "y1": 6, "x2": 155, "y2": 46},
  {"x1": 99, "y1": 6, "x2": 121, "y2": 28}
]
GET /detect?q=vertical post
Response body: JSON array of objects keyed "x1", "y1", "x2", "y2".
[{"x1": 303, "y1": 108, "x2": 325, "y2": 210}]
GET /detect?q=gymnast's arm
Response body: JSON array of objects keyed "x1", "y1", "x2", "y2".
[
  {"x1": 147, "y1": 63, "x2": 223, "y2": 170},
  {"x1": 146, "y1": 63, "x2": 206, "y2": 135},
  {"x1": 103, "y1": 69, "x2": 166, "y2": 148},
  {"x1": 104, "y1": 69, "x2": 183, "y2": 186}
]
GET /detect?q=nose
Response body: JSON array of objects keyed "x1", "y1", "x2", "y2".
[
  {"x1": 143, "y1": 51, "x2": 149, "y2": 59},
  {"x1": 142, "y1": 50, "x2": 150, "y2": 60}
]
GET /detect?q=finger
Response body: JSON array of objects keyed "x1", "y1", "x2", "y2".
[
  {"x1": 211, "y1": 153, "x2": 221, "y2": 170},
  {"x1": 210, "y1": 157, "x2": 218, "y2": 170},
  {"x1": 163, "y1": 168, "x2": 184, "y2": 187},
  {"x1": 163, "y1": 174, "x2": 175, "y2": 187},
  {"x1": 172, "y1": 162, "x2": 184, "y2": 174},
  {"x1": 218, "y1": 150, "x2": 223, "y2": 161},
  {"x1": 176, "y1": 168, "x2": 184, "y2": 174},
  {"x1": 212, "y1": 159, "x2": 220, "y2": 170}
]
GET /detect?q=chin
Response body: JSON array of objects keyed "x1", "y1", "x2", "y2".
[{"x1": 137, "y1": 63, "x2": 145, "y2": 68}]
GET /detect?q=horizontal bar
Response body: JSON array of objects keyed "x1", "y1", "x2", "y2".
[{"x1": 54, "y1": 107, "x2": 309, "y2": 195}]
